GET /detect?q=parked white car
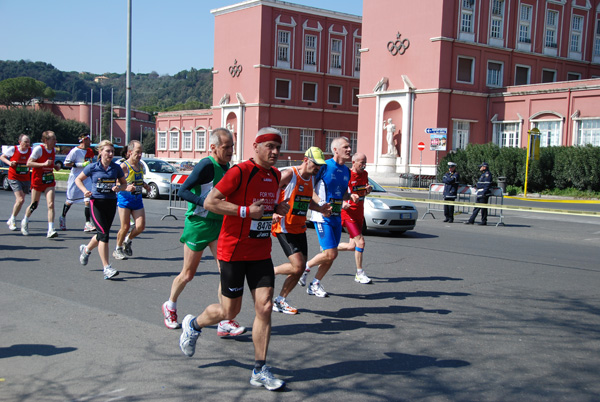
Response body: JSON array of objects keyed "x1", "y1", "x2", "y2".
[{"x1": 140, "y1": 158, "x2": 177, "y2": 199}]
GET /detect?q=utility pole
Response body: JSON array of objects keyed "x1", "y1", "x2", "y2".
[{"x1": 125, "y1": 0, "x2": 132, "y2": 144}]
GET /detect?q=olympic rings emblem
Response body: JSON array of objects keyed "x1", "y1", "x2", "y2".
[
  {"x1": 387, "y1": 32, "x2": 410, "y2": 56},
  {"x1": 229, "y1": 59, "x2": 243, "y2": 77}
]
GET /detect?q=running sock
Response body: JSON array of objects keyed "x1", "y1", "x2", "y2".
[
  {"x1": 275, "y1": 295, "x2": 284, "y2": 302},
  {"x1": 48, "y1": 222, "x2": 54, "y2": 231},
  {"x1": 357, "y1": 269, "x2": 364, "y2": 275},
  {"x1": 191, "y1": 318, "x2": 202, "y2": 332},
  {"x1": 84, "y1": 206, "x2": 91, "y2": 222},
  {"x1": 305, "y1": 262, "x2": 311, "y2": 272},
  {"x1": 116, "y1": 246, "x2": 123, "y2": 251},
  {"x1": 62, "y1": 203, "x2": 71, "y2": 217},
  {"x1": 166, "y1": 300, "x2": 176, "y2": 310},
  {"x1": 254, "y1": 360, "x2": 266, "y2": 372},
  {"x1": 124, "y1": 235, "x2": 130, "y2": 243},
  {"x1": 9, "y1": 215, "x2": 16, "y2": 222}
]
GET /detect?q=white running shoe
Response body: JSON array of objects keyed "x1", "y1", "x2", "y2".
[
  {"x1": 217, "y1": 320, "x2": 247, "y2": 337},
  {"x1": 250, "y1": 365, "x2": 285, "y2": 391},
  {"x1": 307, "y1": 281, "x2": 328, "y2": 298},
  {"x1": 103, "y1": 265, "x2": 119, "y2": 280},
  {"x1": 355, "y1": 271, "x2": 372, "y2": 284},
  {"x1": 21, "y1": 218, "x2": 29, "y2": 236},
  {"x1": 112, "y1": 248, "x2": 126, "y2": 260},
  {"x1": 123, "y1": 240, "x2": 133, "y2": 257},
  {"x1": 47, "y1": 230, "x2": 58, "y2": 238},
  {"x1": 179, "y1": 314, "x2": 200, "y2": 357},
  {"x1": 162, "y1": 302, "x2": 181, "y2": 329},
  {"x1": 272, "y1": 298, "x2": 298, "y2": 315},
  {"x1": 84, "y1": 222, "x2": 96, "y2": 232},
  {"x1": 79, "y1": 245, "x2": 90, "y2": 266},
  {"x1": 7, "y1": 219, "x2": 17, "y2": 231},
  {"x1": 298, "y1": 270, "x2": 309, "y2": 287},
  {"x1": 59, "y1": 216, "x2": 66, "y2": 230}
]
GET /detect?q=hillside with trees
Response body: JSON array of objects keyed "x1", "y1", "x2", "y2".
[{"x1": 0, "y1": 60, "x2": 213, "y2": 112}]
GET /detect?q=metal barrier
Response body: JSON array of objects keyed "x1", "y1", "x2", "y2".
[
  {"x1": 399, "y1": 174, "x2": 436, "y2": 189},
  {"x1": 422, "y1": 183, "x2": 505, "y2": 226},
  {"x1": 161, "y1": 173, "x2": 189, "y2": 220}
]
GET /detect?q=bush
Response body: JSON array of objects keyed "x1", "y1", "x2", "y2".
[
  {"x1": 0, "y1": 108, "x2": 88, "y2": 145},
  {"x1": 438, "y1": 143, "x2": 600, "y2": 192}
]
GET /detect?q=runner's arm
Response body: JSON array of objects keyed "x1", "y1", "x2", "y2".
[{"x1": 177, "y1": 159, "x2": 214, "y2": 205}]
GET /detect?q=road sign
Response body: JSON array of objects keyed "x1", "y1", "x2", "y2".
[
  {"x1": 425, "y1": 128, "x2": 448, "y2": 134},
  {"x1": 417, "y1": 142, "x2": 425, "y2": 151}
]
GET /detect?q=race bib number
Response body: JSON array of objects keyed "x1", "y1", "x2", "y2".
[
  {"x1": 249, "y1": 214, "x2": 273, "y2": 238},
  {"x1": 133, "y1": 185, "x2": 143, "y2": 195},
  {"x1": 291, "y1": 195, "x2": 311, "y2": 216},
  {"x1": 96, "y1": 178, "x2": 116, "y2": 193},
  {"x1": 329, "y1": 198, "x2": 343, "y2": 216},
  {"x1": 353, "y1": 184, "x2": 368, "y2": 201},
  {"x1": 15, "y1": 164, "x2": 28, "y2": 175},
  {"x1": 42, "y1": 171, "x2": 54, "y2": 184}
]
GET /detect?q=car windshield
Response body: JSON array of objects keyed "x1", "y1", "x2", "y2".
[
  {"x1": 146, "y1": 160, "x2": 175, "y2": 173},
  {"x1": 368, "y1": 177, "x2": 386, "y2": 193}
]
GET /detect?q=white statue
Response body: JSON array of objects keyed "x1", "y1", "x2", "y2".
[
  {"x1": 226, "y1": 123, "x2": 236, "y2": 155},
  {"x1": 383, "y1": 118, "x2": 397, "y2": 156}
]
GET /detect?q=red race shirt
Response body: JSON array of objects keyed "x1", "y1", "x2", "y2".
[
  {"x1": 7, "y1": 145, "x2": 31, "y2": 181},
  {"x1": 31, "y1": 146, "x2": 56, "y2": 189},
  {"x1": 216, "y1": 159, "x2": 281, "y2": 262},
  {"x1": 341, "y1": 170, "x2": 369, "y2": 223}
]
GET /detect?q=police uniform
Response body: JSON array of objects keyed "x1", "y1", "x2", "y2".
[
  {"x1": 442, "y1": 162, "x2": 459, "y2": 222},
  {"x1": 467, "y1": 163, "x2": 492, "y2": 225}
]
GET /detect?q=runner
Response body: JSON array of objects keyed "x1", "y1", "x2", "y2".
[
  {"x1": 22, "y1": 130, "x2": 60, "y2": 238},
  {"x1": 299, "y1": 136, "x2": 353, "y2": 297},
  {"x1": 1, "y1": 134, "x2": 31, "y2": 232},
  {"x1": 178, "y1": 127, "x2": 289, "y2": 391},
  {"x1": 271, "y1": 146, "x2": 330, "y2": 315},
  {"x1": 113, "y1": 140, "x2": 150, "y2": 261},
  {"x1": 60, "y1": 134, "x2": 96, "y2": 232},
  {"x1": 162, "y1": 128, "x2": 246, "y2": 337},
  {"x1": 337, "y1": 152, "x2": 373, "y2": 284},
  {"x1": 76, "y1": 140, "x2": 127, "y2": 280}
]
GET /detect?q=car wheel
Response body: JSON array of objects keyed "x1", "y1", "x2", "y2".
[
  {"x1": 147, "y1": 183, "x2": 159, "y2": 199},
  {"x1": 362, "y1": 220, "x2": 368, "y2": 235},
  {"x1": 2, "y1": 176, "x2": 11, "y2": 191}
]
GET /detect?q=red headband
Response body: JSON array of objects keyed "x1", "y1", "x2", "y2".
[{"x1": 255, "y1": 133, "x2": 282, "y2": 144}]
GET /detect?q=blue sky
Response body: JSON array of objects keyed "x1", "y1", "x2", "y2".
[{"x1": 0, "y1": 0, "x2": 363, "y2": 76}]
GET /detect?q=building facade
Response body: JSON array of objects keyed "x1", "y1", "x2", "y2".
[
  {"x1": 358, "y1": 0, "x2": 600, "y2": 175},
  {"x1": 155, "y1": 0, "x2": 361, "y2": 163},
  {"x1": 155, "y1": 0, "x2": 600, "y2": 176},
  {"x1": 34, "y1": 100, "x2": 155, "y2": 148}
]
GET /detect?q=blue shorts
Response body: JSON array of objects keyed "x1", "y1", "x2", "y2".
[
  {"x1": 315, "y1": 220, "x2": 342, "y2": 251},
  {"x1": 117, "y1": 192, "x2": 144, "y2": 210}
]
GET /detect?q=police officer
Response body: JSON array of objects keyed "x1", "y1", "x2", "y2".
[
  {"x1": 466, "y1": 162, "x2": 492, "y2": 225},
  {"x1": 442, "y1": 162, "x2": 459, "y2": 222}
]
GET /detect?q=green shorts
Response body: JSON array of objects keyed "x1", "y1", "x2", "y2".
[{"x1": 179, "y1": 216, "x2": 222, "y2": 252}]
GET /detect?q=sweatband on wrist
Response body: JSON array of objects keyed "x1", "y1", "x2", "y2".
[{"x1": 239, "y1": 206, "x2": 247, "y2": 218}]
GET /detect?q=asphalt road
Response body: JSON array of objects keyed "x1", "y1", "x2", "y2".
[{"x1": 1, "y1": 189, "x2": 599, "y2": 401}]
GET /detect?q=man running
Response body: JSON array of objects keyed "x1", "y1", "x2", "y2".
[
  {"x1": 300, "y1": 136, "x2": 353, "y2": 297},
  {"x1": 178, "y1": 127, "x2": 289, "y2": 391},
  {"x1": 1, "y1": 134, "x2": 31, "y2": 232},
  {"x1": 113, "y1": 140, "x2": 150, "y2": 260},
  {"x1": 22, "y1": 130, "x2": 60, "y2": 238},
  {"x1": 60, "y1": 134, "x2": 96, "y2": 232},
  {"x1": 337, "y1": 152, "x2": 373, "y2": 284},
  {"x1": 162, "y1": 128, "x2": 245, "y2": 337},
  {"x1": 271, "y1": 147, "x2": 331, "y2": 315}
]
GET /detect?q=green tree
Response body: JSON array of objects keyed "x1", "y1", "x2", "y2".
[{"x1": 0, "y1": 77, "x2": 54, "y2": 107}]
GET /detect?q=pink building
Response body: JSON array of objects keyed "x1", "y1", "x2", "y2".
[
  {"x1": 155, "y1": 0, "x2": 361, "y2": 163},
  {"x1": 156, "y1": 0, "x2": 600, "y2": 176},
  {"x1": 34, "y1": 100, "x2": 155, "y2": 148},
  {"x1": 358, "y1": 0, "x2": 600, "y2": 175}
]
